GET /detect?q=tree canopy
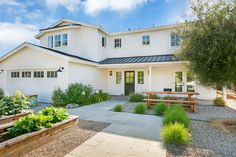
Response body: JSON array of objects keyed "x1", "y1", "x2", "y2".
[{"x1": 178, "y1": 0, "x2": 236, "y2": 89}]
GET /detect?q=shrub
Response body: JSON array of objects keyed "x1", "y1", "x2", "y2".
[
  {"x1": 149, "y1": 94, "x2": 160, "y2": 99},
  {"x1": 163, "y1": 105, "x2": 190, "y2": 128},
  {"x1": 134, "y1": 103, "x2": 147, "y2": 114},
  {"x1": 161, "y1": 123, "x2": 190, "y2": 145},
  {"x1": 0, "y1": 91, "x2": 28, "y2": 115},
  {"x1": 214, "y1": 97, "x2": 226, "y2": 107},
  {"x1": 154, "y1": 102, "x2": 168, "y2": 116},
  {"x1": 98, "y1": 90, "x2": 110, "y2": 100},
  {"x1": 114, "y1": 104, "x2": 122, "y2": 112},
  {"x1": 129, "y1": 93, "x2": 145, "y2": 102},
  {"x1": 0, "y1": 88, "x2": 4, "y2": 100},
  {"x1": 52, "y1": 88, "x2": 67, "y2": 107},
  {"x1": 9, "y1": 107, "x2": 69, "y2": 137}
]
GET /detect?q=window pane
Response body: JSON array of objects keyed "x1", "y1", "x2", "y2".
[
  {"x1": 55, "y1": 35, "x2": 61, "y2": 47},
  {"x1": 175, "y1": 71, "x2": 183, "y2": 92},
  {"x1": 138, "y1": 71, "x2": 144, "y2": 84},
  {"x1": 62, "y1": 34, "x2": 67, "y2": 46},
  {"x1": 48, "y1": 36, "x2": 53, "y2": 48},
  {"x1": 116, "y1": 72, "x2": 121, "y2": 84}
]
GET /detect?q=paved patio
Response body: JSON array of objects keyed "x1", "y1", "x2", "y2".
[{"x1": 65, "y1": 99, "x2": 166, "y2": 157}]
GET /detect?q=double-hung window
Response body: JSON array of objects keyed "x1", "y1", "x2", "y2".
[
  {"x1": 34, "y1": 71, "x2": 44, "y2": 78},
  {"x1": 55, "y1": 35, "x2": 61, "y2": 47},
  {"x1": 22, "y1": 71, "x2": 31, "y2": 78},
  {"x1": 142, "y1": 35, "x2": 150, "y2": 45},
  {"x1": 138, "y1": 71, "x2": 144, "y2": 84},
  {"x1": 11, "y1": 72, "x2": 19, "y2": 78},
  {"x1": 62, "y1": 34, "x2": 68, "y2": 46},
  {"x1": 116, "y1": 72, "x2": 122, "y2": 84},
  {"x1": 171, "y1": 32, "x2": 180, "y2": 47},
  {"x1": 102, "y1": 37, "x2": 106, "y2": 47},
  {"x1": 48, "y1": 36, "x2": 53, "y2": 48},
  {"x1": 47, "y1": 71, "x2": 57, "y2": 78},
  {"x1": 114, "y1": 38, "x2": 121, "y2": 48}
]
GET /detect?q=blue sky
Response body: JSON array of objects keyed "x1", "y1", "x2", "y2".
[{"x1": 0, "y1": 0, "x2": 189, "y2": 56}]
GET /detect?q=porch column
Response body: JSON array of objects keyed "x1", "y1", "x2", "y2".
[{"x1": 148, "y1": 66, "x2": 152, "y2": 91}]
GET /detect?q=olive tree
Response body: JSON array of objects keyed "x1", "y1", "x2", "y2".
[{"x1": 178, "y1": 0, "x2": 236, "y2": 93}]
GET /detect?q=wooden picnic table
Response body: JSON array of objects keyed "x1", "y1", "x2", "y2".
[{"x1": 143, "y1": 91, "x2": 200, "y2": 113}]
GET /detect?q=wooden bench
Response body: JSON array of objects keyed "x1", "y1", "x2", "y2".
[{"x1": 144, "y1": 99, "x2": 198, "y2": 113}]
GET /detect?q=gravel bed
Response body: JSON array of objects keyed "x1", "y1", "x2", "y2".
[{"x1": 21, "y1": 119, "x2": 110, "y2": 157}]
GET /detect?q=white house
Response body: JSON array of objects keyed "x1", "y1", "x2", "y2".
[{"x1": 0, "y1": 19, "x2": 216, "y2": 102}]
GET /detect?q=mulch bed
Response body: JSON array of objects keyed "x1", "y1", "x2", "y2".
[{"x1": 21, "y1": 119, "x2": 110, "y2": 157}]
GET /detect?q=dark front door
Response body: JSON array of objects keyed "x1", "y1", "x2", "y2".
[{"x1": 125, "y1": 71, "x2": 135, "y2": 95}]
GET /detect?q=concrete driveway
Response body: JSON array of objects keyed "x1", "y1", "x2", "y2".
[{"x1": 66, "y1": 99, "x2": 166, "y2": 157}]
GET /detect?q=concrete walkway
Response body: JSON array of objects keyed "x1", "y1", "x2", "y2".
[{"x1": 65, "y1": 99, "x2": 166, "y2": 157}]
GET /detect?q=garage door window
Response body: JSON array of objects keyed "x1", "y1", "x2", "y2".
[
  {"x1": 22, "y1": 71, "x2": 31, "y2": 78},
  {"x1": 11, "y1": 72, "x2": 19, "y2": 78},
  {"x1": 34, "y1": 71, "x2": 44, "y2": 78},
  {"x1": 47, "y1": 71, "x2": 57, "y2": 78}
]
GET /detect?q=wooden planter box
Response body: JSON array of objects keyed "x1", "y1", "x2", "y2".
[
  {"x1": 0, "y1": 116, "x2": 78, "y2": 157},
  {"x1": 0, "y1": 110, "x2": 34, "y2": 125}
]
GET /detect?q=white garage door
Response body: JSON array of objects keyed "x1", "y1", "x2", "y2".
[{"x1": 7, "y1": 70, "x2": 58, "y2": 102}]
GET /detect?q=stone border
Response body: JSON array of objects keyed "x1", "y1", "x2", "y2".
[
  {"x1": 0, "y1": 110, "x2": 34, "y2": 125},
  {"x1": 0, "y1": 115, "x2": 78, "y2": 157}
]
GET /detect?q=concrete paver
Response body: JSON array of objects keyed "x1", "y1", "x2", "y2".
[{"x1": 66, "y1": 99, "x2": 166, "y2": 157}]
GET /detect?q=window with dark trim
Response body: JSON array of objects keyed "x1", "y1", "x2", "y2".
[
  {"x1": 22, "y1": 71, "x2": 31, "y2": 78},
  {"x1": 11, "y1": 72, "x2": 19, "y2": 78},
  {"x1": 102, "y1": 37, "x2": 106, "y2": 47},
  {"x1": 34, "y1": 71, "x2": 44, "y2": 78},
  {"x1": 116, "y1": 72, "x2": 122, "y2": 84},
  {"x1": 138, "y1": 71, "x2": 144, "y2": 84},
  {"x1": 48, "y1": 36, "x2": 53, "y2": 48},
  {"x1": 114, "y1": 38, "x2": 121, "y2": 48},
  {"x1": 171, "y1": 32, "x2": 180, "y2": 47},
  {"x1": 47, "y1": 71, "x2": 57, "y2": 78},
  {"x1": 55, "y1": 34, "x2": 61, "y2": 47},
  {"x1": 62, "y1": 34, "x2": 68, "y2": 46},
  {"x1": 142, "y1": 35, "x2": 150, "y2": 45}
]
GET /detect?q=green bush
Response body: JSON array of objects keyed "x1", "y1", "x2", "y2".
[
  {"x1": 154, "y1": 102, "x2": 168, "y2": 116},
  {"x1": 161, "y1": 123, "x2": 190, "y2": 145},
  {"x1": 129, "y1": 93, "x2": 145, "y2": 102},
  {"x1": 0, "y1": 91, "x2": 28, "y2": 116},
  {"x1": 98, "y1": 90, "x2": 110, "y2": 100},
  {"x1": 134, "y1": 103, "x2": 147, "y2": 114},
  {"x1": 214, "y1": 97, "x2": 226, "y2": 107},
  {"x1": 9, "y1": 107, "x2": 69, "y2": 137},
  {"x1": 163, "y1": 105, "x2": 190, "y2": 128},
  {"x1": 148, "y1": 94, "x2": 160, "y2": 99},
  {"x1": 0, "y1": 88, "x2": 4, "y2": 100},
  {"x1": 52, "y1": 88, "x2": 67, "y2": 107},
  {"x1": 114, "y1": 104, "x2": 122, "y2": 112}
]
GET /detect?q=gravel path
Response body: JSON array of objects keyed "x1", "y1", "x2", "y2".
[{"x1": 21, "y1": 119, "x2": 109, "y2": 157}]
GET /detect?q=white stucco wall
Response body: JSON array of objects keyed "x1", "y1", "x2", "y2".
[
  {"x1": 0, "y1": 47, "x2": 69, "y2": 102},
  {"x1": 68, "y1": 62, "x2": 107, "y2": 91},
  {"x1": 107, "y1": 29, "x2": 178, "y2": 58}
]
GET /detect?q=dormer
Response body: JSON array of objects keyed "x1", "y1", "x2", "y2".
[{"x1": 35, "y1": 19, "x2": 109, "y2": 62}]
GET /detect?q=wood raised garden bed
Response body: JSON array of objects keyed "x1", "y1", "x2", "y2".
[
  {"x1": 0, "y1": 115, "x2": 78, "y2": 157},
  {"x1": 0, "y1": 110, "x2": 34, "y2": 125}
]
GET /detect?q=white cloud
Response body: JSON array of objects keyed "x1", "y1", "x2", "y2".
[
  {"x1": 44, "y1": 0, "x2": 81, "y2": 13},
  {"x1": 83, "y1": 0, "x2": 150, "y2": 16},
  {"x1": 25, "y1": 10, "x2": 43, "y2": 19},
  {"x1": 0, "y1": 0, "x2": 21, "y2": 6},
  {"x1": 0, "y1": 22, "x2": 38, "y2": 53}
]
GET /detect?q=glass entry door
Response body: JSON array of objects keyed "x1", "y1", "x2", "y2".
[
  {"x1": 125, "y1": 71, "x2": 135, "y2": 95},
  {"x1": 175, "y1": 71, "x2": 183, "y2": 92}
]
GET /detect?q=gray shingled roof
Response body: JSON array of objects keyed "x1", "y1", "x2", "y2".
[{"x1": 99, "y1": 54, "x2": 178, "y2": 64}]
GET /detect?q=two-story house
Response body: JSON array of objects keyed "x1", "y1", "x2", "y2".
[{"x1": 0, "y1": 19, "x2": 216, "y2": 102}]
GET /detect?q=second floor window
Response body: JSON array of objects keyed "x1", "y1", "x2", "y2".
[
  {"x1": 142, "y1": 35, "x2": 150, "y2": 45},
  {"x1": 102, "y1": 37, "x2": 106, "y2": 47},
  {"x1": 171, "y1": 32, "x2": 180, "y2": 47},
  {"x1": 22, "y1": 71, "x2": 31, "y2": 78},
  {"x1": 114, "y1": 38, "x2": 121, "y2": 48},
  {"x1": 62, "y1": 34, "x2": 68, "y2": 46},
  {"x1": 48, "y1": 36, "x2": 53, "y2": 48},
  {"x1": 55, "y1": 35, "x2": 61, "y2": 47}
]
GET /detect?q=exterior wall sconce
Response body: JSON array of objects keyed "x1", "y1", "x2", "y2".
[
  {"x1": 0, "y1": 69, "x2": 3, "y2": 74},
  {"x1": 109, "y1": 71, "x2": 112, "y2": 76},
  {"x1": 57, "y1": 67, "x2": 64, "y2": 72}
]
